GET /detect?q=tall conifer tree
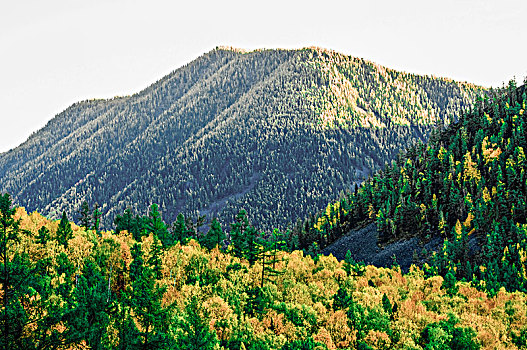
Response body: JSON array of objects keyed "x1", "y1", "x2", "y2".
[{"x1": 57, "y1": 211, "x2": 73, "y2": 247}]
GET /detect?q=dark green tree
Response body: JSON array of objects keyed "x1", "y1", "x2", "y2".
[
  {"x1": 258, "y1": 229, "x2": 286, "y2": 287},
  {"x1": 230, "y1": 209, "x2": 260, "y2": 263},
  {"x1": 36, "y1": 225, "x2": 50, "y2": 245},
  {"x1": 92, "y1": 203, "x2": 102, "y2": 234},
  {"x1": 66, "y1": 259, "x2": 112, "y2": 349},
  {"x1": 172, "y1": 213, "x2": 188, "y2": 244},
  {"x1": 230, "y1": 209, "x2": 250, "y2": 259},
  {"x1": 148, "y1": 233, "x2": 163, "y2": 280},
  {"x1": 333, "y1": 284, "x2": 353, "y2": 311},
  {"x1": 78, "y1": 201, "x2": 92, "y2": 230},
  {"x1": 57, "y1": 211, "x2": 73, "y2": 247},
  {"x1": 0, "y1": 193, "x2": 24, "y2": 348},
  {"x1": 382, "y1": 293, "x2": 392, "y2": 315},
  {"x1": 116, "y1": 307, "x2": 141, "y2": 350},
  {"x1": 201, "y1": 217, "x2": 225, "y2": 250},
  {"x1": 442, "y1": 271, "x2": 459, "y2": 295},
  {"x1": 114, "y1": 207, "x2": 144, "y2": 241},
  {"x1": 0, "y1": 193, "x2": 66, "y2": 349},
  {"x1": 343, "y1": 250, "x2": 365, "y2": 277},
  {"x1": 145, "y1": 204, "x2": 170, "y2": 247},
  {"x1": 127, "y1": 243, "x2": 171, "y2": 348}
]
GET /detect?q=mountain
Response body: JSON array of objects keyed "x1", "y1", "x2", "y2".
[
  {"x1": 0, "y1": 47, "x2": 485, "y2": 230},
  {"x1": 313, "y1": 82, "x2": 527, "y2": 294}
]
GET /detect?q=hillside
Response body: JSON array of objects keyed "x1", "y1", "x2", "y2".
[
  {"x1": 307, "y1": 82, "x2": 527, "y2": 295},
  {"x1": 0, "y1": 47, "x2": 485, "y2": 229}
]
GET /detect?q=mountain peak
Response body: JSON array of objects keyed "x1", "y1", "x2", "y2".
[
  {"x1": 0, "y1": 48, "x2": 486, "y2": 230},
  {"x1": 214, "y1": 45, "x2": 249, "y2": 53}
]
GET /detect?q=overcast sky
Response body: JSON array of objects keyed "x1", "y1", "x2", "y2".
[{"x1": 1, "y1": 0, "x2": 526, "y2": 153}]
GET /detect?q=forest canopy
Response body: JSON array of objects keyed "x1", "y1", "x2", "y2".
[{"x1": 1, "y1": 199, "x2": 525, "y2": 349}]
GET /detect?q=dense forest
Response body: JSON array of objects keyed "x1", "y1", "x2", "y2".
[
  {"x1": 297, "y1": 81, "x2": 527, "y2": 296},
  {"x1": 4, "y1": 47, "x2": 527, "y2": 349},
  {"x1": 2, "y1": 81, "x2": 527, "y2": 346},
  {"x1": 0, "y1": 47, "x2": 484, "y2": 231},
  {"x1": 3, "y1": 195, "x2": 527, "y2": 349}
]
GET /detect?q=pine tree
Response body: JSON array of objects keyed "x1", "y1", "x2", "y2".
[
  {"x1": 382, "y1": 293, "x2": 392, "y2": 315},
  {"x1": 172, "y1": 213, "x2": 188, "y2": 244},
  {"x1": 145, "y1": 204, "x2": 170, "y2": 247},
  {"x1": 202, "y1": 217, "x2": 225, "y2": 250},
  {"x1": 442, "y1": 271, "x2": 459, "y2": 295},
  {"x1": 245, "y1": 225, "x2": 260, "y2": 265},
  {"x1": 148, "y1": 234, "x2": 163, "y2": 280},
  {"x1": 92, "y1": 203, "x2": 102, "y2": 234},
  {"x1": 114, "y1": 207, "x2": 144, "y2": 241},
  {"x1": 78, "y1": 201, "x2": 92, "y2": 230},
  {"x1": 0, "y1": 193, "x2": 22, "y2": 348},
  {"x1": 127, "y1": 243, "x2": 171, "y2": 348},
  {"x1": 116, "y1": 308, "x2": 141, "y2": 350},
  {"x1": 57, "y1": 211, "x2": 73, "y2": 247},
  {"x1": 36, "y1": 225, "x2": 50, "y2": 245},
  {"x1": 343, "y1": 250, "x2": 365, "y2": 277},
  {"x1": 66, "y1": 259, "x2": 112, "y2": 349},
  {"x1": 258, "y1": 228, "x2": 286, "y2": 287},
  {"x1": 230, "y1": 209, "x2": 259, "y2": 262}
]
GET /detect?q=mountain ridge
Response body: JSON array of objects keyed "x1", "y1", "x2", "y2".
[{"x1": 0, "y1": 47, "x2": 486, "y2": 230}]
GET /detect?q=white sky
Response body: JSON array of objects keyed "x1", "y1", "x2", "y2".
[{"x1": 1, "y1": 0, "x2": 526, "y2": 153}]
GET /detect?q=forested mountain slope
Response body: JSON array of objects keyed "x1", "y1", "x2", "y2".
[
  {"x1": 306, "y1": 82, "x2": 527, "y2": 295},
  {"x1": 0, "y1": 47, "x2": 485, "y2": 229}
]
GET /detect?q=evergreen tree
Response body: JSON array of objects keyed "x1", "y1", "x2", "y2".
[
  {"x1": 0, "y1": 193, "x2": 23, "y2": 348},
  {"x1": 202, "y1": 217, "x2": 225, "y2": 250},
  {"x1": 127, "y1": 243, "x2": 171, "y2": 348},
  {"x1": 333, "y1": 284, "x2": 353, "y2": 311},
  {"x1": 258, "y1": 228, "x2": 286, "y2": 287},
  {"x1": 145, "y1": 204, "x2": 170, "y2": 247},
  {"x1": 230, "y1": 209, "x2": 250, "y2": 259},
  {"x1": 66, "y1": 259, "x2": 112, "y2": 349},
  {"x1": 245, "y1": 225, "x2": 260, "y2": 265},
  {"x1": 343, "y1": 250, "x2": 365, "y2": 277},
  {"x1": 230, "y1": 209, "x2": 259, "y2": 262},
  {"x1": 382, "y1": 293, "x2": 392, "y2": 315},
  {"x1": 36, "y1": 225, "x2": 50, "y2": 245},
  {"x1": 172, "y1": 213, "x2": 188, "y2": 244},
  {"x1": 0, "y1": 193, "x2": 64, "y2": 349},
  {"x1": 92, "y1": 203, "x2": 102, "y2": 234},
  {"x1": 57, "y1": 211, "x2": 73, "y2": 247},
  {"x1": 114, "y1": 207, "x2": 144, "y2": 241},
  {"x1": 148, "y1": 234, "x2": 163, "y2": 280},
  {"x1": 116, "y1": 307, "x2": 141, "y2": 350},
  {"x1": 78, "y1": 200, "x2": 92, "y2": 230},
  {"x1": 442, "y1": 271, "x2": 459, "y2": 295}
]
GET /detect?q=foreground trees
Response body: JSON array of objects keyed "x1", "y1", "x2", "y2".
[
  {"x1": 2, "y1": 199, "x2": 518, "y2": 349},
  {"x1": 0, "y1": 194, "x2": 68, "y2": 348}
]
